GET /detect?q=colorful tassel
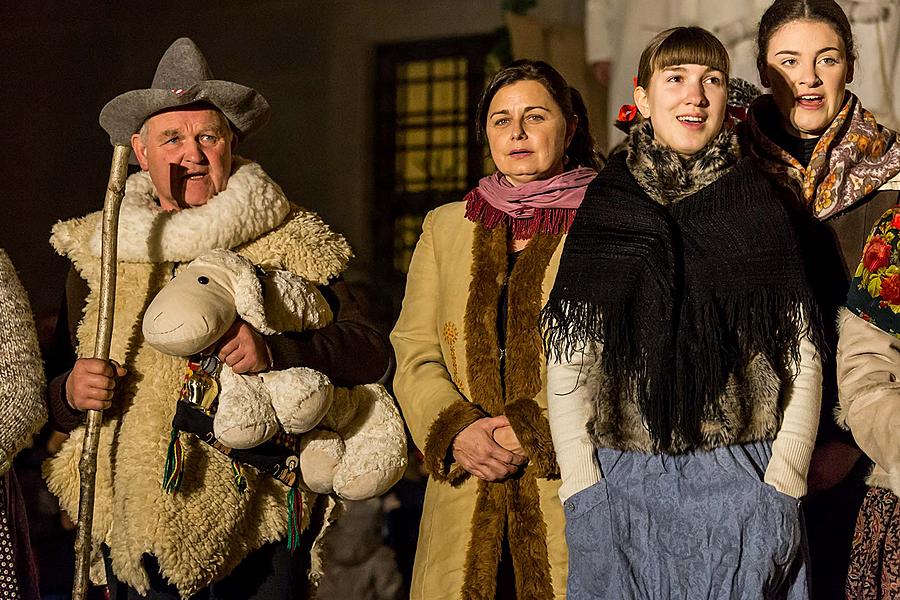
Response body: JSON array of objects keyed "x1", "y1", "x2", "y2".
[
  {"x1": 162, "y1": 428, "x2": 184, "y2": 494},
  {"x1": 286, "y1": 485, "x2": 304, "y2": 551},
  {"x1": 231, "y1": 460, "x2": 247, "y2": 494}
]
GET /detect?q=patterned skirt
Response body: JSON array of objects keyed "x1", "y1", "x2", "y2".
[
  {"x1": 846, "y1": 486, "x2": 900, "y2": 600},
  {"x1": 564, "y1": 441, "x2": 808, "y2": 599}
]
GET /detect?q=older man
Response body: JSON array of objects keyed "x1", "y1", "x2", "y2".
[{"x1": 44, "y1": 38, "x2": 390, "y2": 599}]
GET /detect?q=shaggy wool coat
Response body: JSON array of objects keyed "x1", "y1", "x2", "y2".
[
  {"x1": 391, "y1": 201, "x2": 568, "y2": 600},
  {"x1": 43, "y1": 159, "x2": 352, "y2": 597}
]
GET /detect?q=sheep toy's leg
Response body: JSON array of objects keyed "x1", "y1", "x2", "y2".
[
  {"x1": 329, "y1": 385, "x2": 408, "y2": 501},
  {"x1": 260, "y1": 367, "x2": 334, "y2": 433},
  {"x1": 214, "y1": 366, "x2": 281, "y2": 449},
  {"x1": 297, "y1": 430, "x2": 344, "y2": 494}
]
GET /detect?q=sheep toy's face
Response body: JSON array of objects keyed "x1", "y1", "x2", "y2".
[{"x1": 142, "y1": 262, "x2": 239, "y2": 357}]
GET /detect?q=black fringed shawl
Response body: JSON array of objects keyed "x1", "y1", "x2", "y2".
[{"x1": 542, "y1": 141, "x2": 819, "y2": 453}]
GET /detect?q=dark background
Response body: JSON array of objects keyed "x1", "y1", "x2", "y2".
[{"x1": 1, "y1": 0, "x2": 583, "y2": 319}]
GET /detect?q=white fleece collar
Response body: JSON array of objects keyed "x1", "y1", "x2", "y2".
[{"x1": 86, "y1": 157, "x2": 290, "y2": 263}]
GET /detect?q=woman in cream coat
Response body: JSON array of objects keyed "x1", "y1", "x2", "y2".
[{"x1": 391, "y1": 60, "x2": 601, "y2": 600}]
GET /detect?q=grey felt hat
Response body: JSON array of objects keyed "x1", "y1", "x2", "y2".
[{"x1": 99, "y1": 37, "x2": 270, "y2": 146}]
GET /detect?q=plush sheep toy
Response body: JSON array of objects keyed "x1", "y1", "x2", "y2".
[{"x1": 142, "y1": 248, "x2": 406, "y2": 500}]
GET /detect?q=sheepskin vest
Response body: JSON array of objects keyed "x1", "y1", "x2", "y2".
[{"x1": 44, "y1": 158, "x2": 351, "y2": 597}]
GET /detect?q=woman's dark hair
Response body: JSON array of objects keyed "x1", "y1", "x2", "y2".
[
  {"x1": 756, "y1": 0, "x2": 855, "y2": 75},
  {"x1": 637, "y1": 26, "x2": 730, "y2": 90},
  {"x1": 477, "y1": 59, "x2": 603, "y2": 171}
]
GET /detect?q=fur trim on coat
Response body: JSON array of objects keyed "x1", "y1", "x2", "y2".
[
  {"x1": 44, "y1": 161, "x2": 351, "y2": 596},
  {"x1": 423, "y1": 222, "x2": 560, "y2": 599},
  {"x1": 50, "y1": 157, "x2": 351, "y2": 284}
]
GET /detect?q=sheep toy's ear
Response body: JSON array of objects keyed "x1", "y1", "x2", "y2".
[
  {"x1": 260, "y1": 270, "x2": 334, "y2": 333},
  {"x1": 193, "y1": 250, "x2": 275, "y2": 335}
]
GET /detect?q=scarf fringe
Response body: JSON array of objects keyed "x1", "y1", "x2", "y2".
[
  {"x1": 542, "y1": 287, "x2": 821, "y2": 452},
  {"x1": 464, "y1": 190, "x2": 577, "y2": 240}
]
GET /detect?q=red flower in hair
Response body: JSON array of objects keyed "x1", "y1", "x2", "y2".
[
  {"x1": 617, "y1": 104, "x2": 638, "y2": 123},
  {"x1": 881, "y1": 273, "x2": 900, "y2": 305},
  {"x1": 863, "y1": 235, "x2": 892, "y2": 272}
]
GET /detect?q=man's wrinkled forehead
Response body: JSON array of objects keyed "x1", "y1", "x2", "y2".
[{"x1": 140, "y1": 104, "x2": 234, "y2": 137}]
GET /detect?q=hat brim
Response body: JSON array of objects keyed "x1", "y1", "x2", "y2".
[{"x1": 99, "y1": 80, "x2": 270, "y2": 146}]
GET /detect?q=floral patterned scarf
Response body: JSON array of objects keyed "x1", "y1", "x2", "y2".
[{"x1": 746, "y1": 92, "x2": 900, "y2": 220}]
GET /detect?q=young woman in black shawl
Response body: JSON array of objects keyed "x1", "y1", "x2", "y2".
[{"x1": 542, "y1": 27, "x2": 822, "y2": 599}]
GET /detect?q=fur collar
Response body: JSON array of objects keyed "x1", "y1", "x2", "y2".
[
  {"x1": 626, "y1": 120, "x2": 741, "y2": 204},
  {"x1": 53, "y1": 157, "x2": 290, "y2": 263}
]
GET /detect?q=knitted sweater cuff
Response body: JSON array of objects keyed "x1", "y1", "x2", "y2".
[
  {"x1": 558, "y1": 442, "x2": 601, "y2": 503},
  {"x1": 764, "y1": 436, "x2": 814, "y2": 499},
  {"x1": 47, "y1": 371, "x2": 85, "y2": 433}
]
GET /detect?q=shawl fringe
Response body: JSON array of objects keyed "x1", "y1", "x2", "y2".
[
  {"x1": 464, "y1": 189, "x2": 577, "y2": 240},
  {"x1": 542, "y1": 148, "x2": 822, "y2": 452},
  {"x1": 543, "y1": 287, "x2": 817, "y2": 452}
]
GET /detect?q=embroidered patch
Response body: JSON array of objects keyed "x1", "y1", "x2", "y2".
[{"x1": 442, "y1": 321, "x2": 465, "y2": 394}]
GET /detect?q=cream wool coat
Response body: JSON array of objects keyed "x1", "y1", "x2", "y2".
[
  {"x1": 43, "y1": 159, "x2": 351, "y2": 597},
  {"x1": 391, "y1": 202, "x2": 568, "y2": 600}
]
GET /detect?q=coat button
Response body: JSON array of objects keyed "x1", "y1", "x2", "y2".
[{"x1": 565, "y1": 501, "x2": 575, "y2": 513}]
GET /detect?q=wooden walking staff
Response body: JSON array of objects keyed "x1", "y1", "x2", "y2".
[{"x1": 72, "y1": 143, "x2": 132, "y2": 600}]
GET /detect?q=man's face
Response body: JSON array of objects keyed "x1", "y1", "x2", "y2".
[{"x1": 131, "y1": 106, "x2": 236, "y2": 211}]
